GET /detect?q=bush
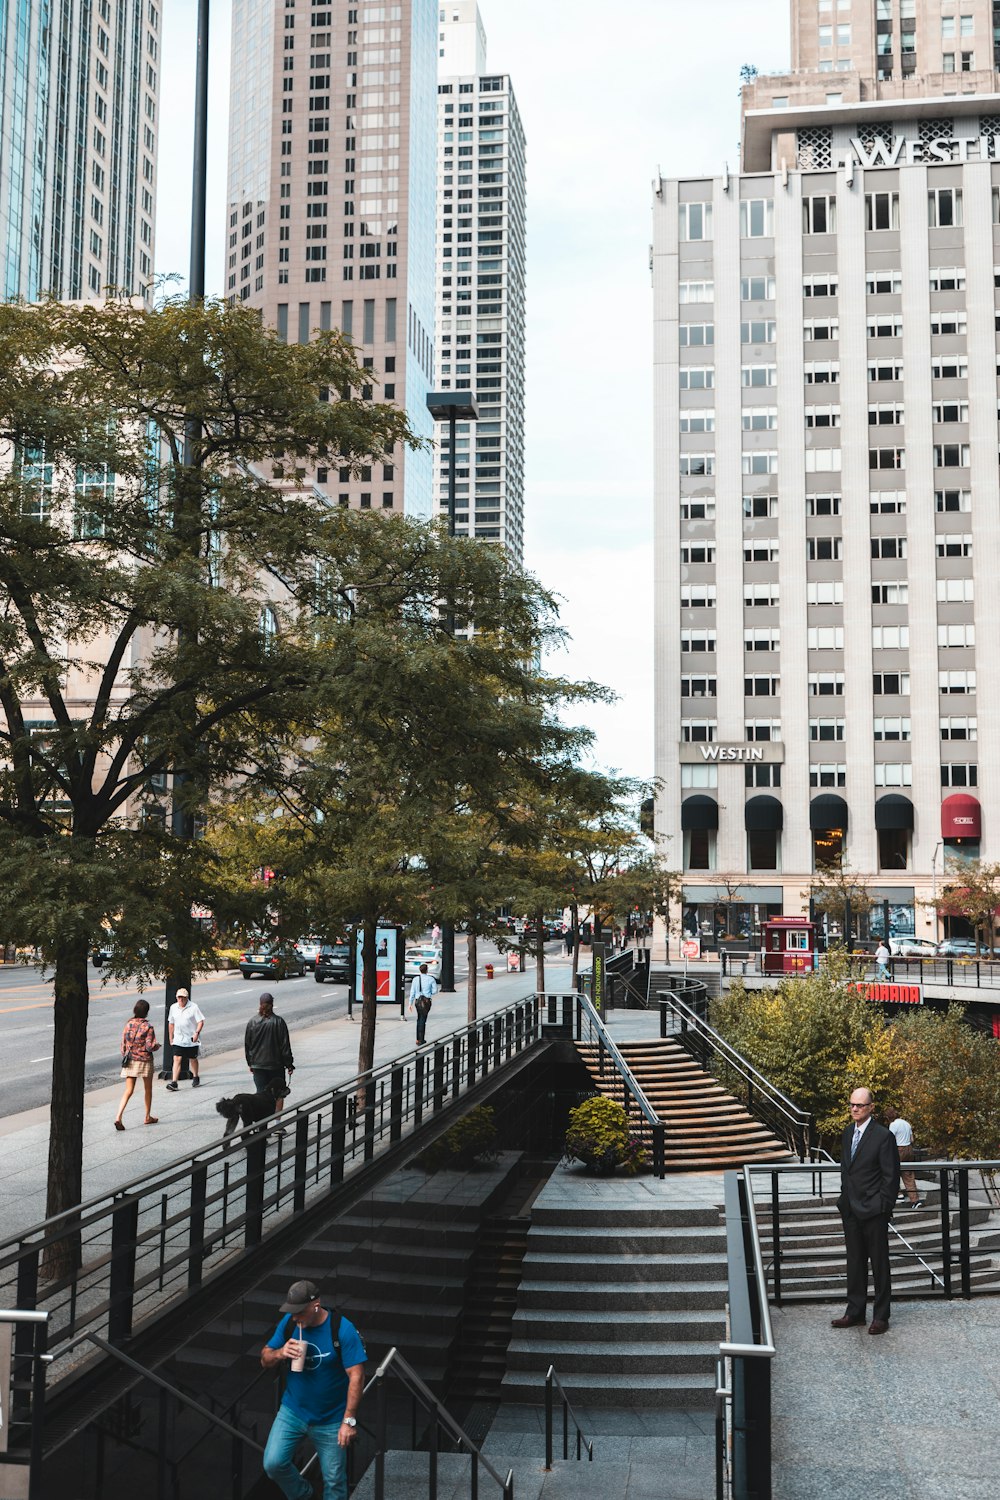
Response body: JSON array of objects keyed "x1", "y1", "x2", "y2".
[
  {"x1": 564, "y1": 1095, "x2": 646, "y2": 1174},
  {"x1": 888, "y1": 1005, "x2": 1000, "y2": 1159},
  {"x1": 419, "y1": 1105, "x2": 499, "y2": 1172}
]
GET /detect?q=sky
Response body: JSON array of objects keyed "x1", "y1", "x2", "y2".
[{"x1": 158, "y1": 0, "x2": 790, "y2": 784}]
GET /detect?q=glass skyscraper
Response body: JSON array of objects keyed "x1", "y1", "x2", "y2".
[{"x1": 0, "y1": 0, "x2": 159, "y2": 303}]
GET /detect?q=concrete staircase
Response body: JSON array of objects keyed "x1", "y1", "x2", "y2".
[
  {"x1": 754, "y1": 1183, "x2": 1000, "y2": 1299},
  {"x1": 500, "y1": 1193, "x2": 727, "y2": 1408},
  {"x1": 649, "y1": 966, "x2": 722, "y2": 1001},
  {"x1": 577, "y1": 1036, "x2": 793, "y2": 1171}
]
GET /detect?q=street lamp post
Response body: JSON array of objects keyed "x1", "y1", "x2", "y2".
[
  {"x1": 931, "y1": 840, "x2": 943, "y2": 946},
  {"x1": 425, "y1": 391, "x2": 480, "y2": 994},
  {"x1": 163, "y1": 0, "x2": 211, "y2": 1076}
]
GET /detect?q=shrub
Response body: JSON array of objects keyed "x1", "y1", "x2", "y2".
[
  {"x1": 564, "y1": 1095, "x2": 646, "y2": 1174},
  {"x1": 419, "y1": 1105, "x2": 499, "y2": 1172}
]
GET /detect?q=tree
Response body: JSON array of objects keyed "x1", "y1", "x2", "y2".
[
  {"x1": 208, "y1": 524, "x2": 609, "y2": 1084},
  {"x1": 889, "y1": 1005, "x2": 1000, "y2": 1159},
  {"x1": 0, "y1": 294, "x2": 418, "y2": 1240},
  {"x1": 806, "y1": 864, "x2": 878, "y2": 949},
  {"x1": 712, "y1": 952, "x2": 891, "y2": 1142},
  {"x1": 932, "y1": 860, "x2": 1000, "y2": 956}
]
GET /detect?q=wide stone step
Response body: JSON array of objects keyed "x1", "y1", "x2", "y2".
[
  {"x1": 500, "y1": 1369, "x2": 717, "y2": 1408},
  {"x1": 526, "y1": 1225, "x2": 725, "y2": 1255},
  {"x1": 505, "y1": 1339, "x2": 718, "y2": 1375},
  {"x1": 517, "y1": 1278, "x2": 729, "y2": 1311},
  {"x1": 517, "y1": 1252, "x2": 728, "y2": 1283},
  {"x1": 529, "y1": 1204, "x2": 721, "y2": 1228},
  {"x1": 512, "y1": 1308, "x2": 725, "y2": 1342}
]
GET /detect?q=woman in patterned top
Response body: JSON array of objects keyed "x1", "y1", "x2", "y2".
[{"x1": 114, "y1": 998, "x2": 161, "y2": 1130}]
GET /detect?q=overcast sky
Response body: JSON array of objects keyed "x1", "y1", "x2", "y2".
[{"x1": 159, "y1": 0, "x2": 790, "y2": 783}]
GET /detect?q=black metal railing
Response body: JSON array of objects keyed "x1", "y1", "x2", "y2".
[
  {"x1": 607, "y1": 949, "x2": 652, "y2": 1009},
  {"x1": 0, "y1": 1308, "x2": 50, "y2": 1500},
  {"x1": 544, "y1": 1364, "x2": 594, "y2": 1468},
  {"x1": 657, "y1": 990, "x2": 814, "y2": 1162},
  {"x1": 368, "y1": 1347, "x2": 513, "y2": 1499},
  {"x1": 716, "y1": 1172, "x2": 775, "y2": 1500},
  {"x1": 656, "y1": 972, "x2": 710, "y2": 1018},
  {"x1": 720, "y1": 950, "x2": 1000, "y2": 994},
  {"x1": 543, "y1": 991, "x2": 666, "y2": 1176},
  {"x1": 749, "y1": 1159, "x2": 1000, "y2": 1305},
  {"x1": 2, "y1": 995, "x2": 542, "y2": 1386}
]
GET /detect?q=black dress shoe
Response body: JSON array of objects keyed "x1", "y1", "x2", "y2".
[
  {"x1": 830, "y1": 1314, "x2": 866, "y2": 1328},
  {"x1": 868, "y1": 1319, "x2": 889, "y2": 1335}
]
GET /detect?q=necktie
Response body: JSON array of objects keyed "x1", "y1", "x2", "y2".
[{"x1": 851, "y1": 1126, "x2": 861, "y2": 1159}]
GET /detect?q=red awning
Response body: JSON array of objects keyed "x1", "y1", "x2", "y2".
[{"x1": 941, "y1": 794, "x2": 981, "y2": 840}]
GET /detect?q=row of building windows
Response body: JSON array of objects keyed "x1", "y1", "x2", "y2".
[
  {"x1": 679, "y1": 445, "x2": 981, "y2": 475},
  {"x1": 680, "y1": 357, "x2": 979, "y2": 386},
  {"x1": 678, "y1": 187, "x2": 989, "y2": 241},
  {"x1": 679, "y1": 401, "x2": 977, "y2": 431},
  {"x1": 679, "y1": 267, "x2": 983, "y2": 301}
]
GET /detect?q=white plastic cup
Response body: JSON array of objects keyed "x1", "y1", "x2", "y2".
[{"x1": 290, "y1": 1322, "x2": 306, "y2": 1372}]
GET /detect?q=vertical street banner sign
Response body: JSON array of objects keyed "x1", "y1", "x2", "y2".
[{"x1": 592, "y1": 942, "x2": 609, "y2": 1018}]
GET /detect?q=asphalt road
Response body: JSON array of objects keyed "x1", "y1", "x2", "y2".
[{"x1": 0, "y1": 935, "x2": 545, "y2": 1120}]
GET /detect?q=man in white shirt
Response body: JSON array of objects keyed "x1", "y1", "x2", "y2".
[
  {"x1": 874, "y1": 941, "x2": 891, "y2": 982},
  {"x1": 407, "y1": 964, "x2": 437, "y2": 1044},
  {"x1": 166, "y1": 988, "x2": 205, "y2": 1090},
  {"x1": 886, "y1": 1107, "x2": 922, "y2": 1208}
]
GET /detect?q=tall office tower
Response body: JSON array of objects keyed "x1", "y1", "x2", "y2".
[
  {"x1": 225, "y1": 0, "x2": 438, "y2": 517},
  {"x1": 433, "y1": 3, "x2": 526, "y2": 560},
  {"x1": 0, "y1": 0, "x2": 159, "y2": 304},
  {"x1": 653, "y1": 1, "x2": 1000, "y2": 951}
]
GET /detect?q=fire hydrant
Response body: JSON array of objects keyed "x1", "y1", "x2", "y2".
[{"x1": 485, "y1": 963, "x2": 494, "y2": 980}]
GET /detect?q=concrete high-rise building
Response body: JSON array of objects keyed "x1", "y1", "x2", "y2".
[
  {"x1": 653, "y1": 0, "x2": 1000, "y2": 951},
  {"x1": 225, "y1": 0, "x2": 439, "y2": 518},
  {"x1": 0, "y1": 0, "x2": 159, "y2": 304},
  {"x1": 433, "y1": 4, "x2": 526, "y2": 560}
]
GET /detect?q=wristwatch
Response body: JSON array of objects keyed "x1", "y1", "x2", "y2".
[{"x1": 342, "y1": 1417, "x2": 357, "y2": 1428}]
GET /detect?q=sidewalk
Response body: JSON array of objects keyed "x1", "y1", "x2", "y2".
[{"x1": 0, "y1": 963, "x2": 573, "y2": 1242}]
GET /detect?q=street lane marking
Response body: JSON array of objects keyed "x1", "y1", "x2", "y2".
[{"x1": 29, "y1": 1056, "x2": 52, "y2": 1063}]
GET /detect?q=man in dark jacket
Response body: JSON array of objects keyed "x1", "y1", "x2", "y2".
[
  {"x1": 245, "y1": 992, "x2": 295, "y2": 1117},
  {"x1": 831, "y1": 1087, "x2": 900, "y2": 1336}
]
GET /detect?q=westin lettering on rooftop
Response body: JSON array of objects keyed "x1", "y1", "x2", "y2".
[{"x1": 849, "y1": 134, "x2": 1000, "y2": 167}]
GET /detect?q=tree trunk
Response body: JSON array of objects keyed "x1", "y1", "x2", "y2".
[
  {"x1": 535, "y1": 909, "x2": 545, "y2": 993},
  {"x1": 43, "y1": 937, "x2": 91, "y2": 1277},
  {"x1": 356, "y1": 917, "x2": 378, "y2": 1108},
  {"x1": 467, "y1": 931, "x2": 477, "y2": 1024}
]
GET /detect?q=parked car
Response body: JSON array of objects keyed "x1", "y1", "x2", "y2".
[
  {"x1": 295, "y1": 937, "x2": 323, "y2": 968},
  {"x1": 315, "y1": 942, "x2": 352, "y2": 984},
  {"x1": 936, "y1": 938, "x2": 980, "y2": 959},
  {"x1": 404, "y1": 946, "x2": 441, "y2": 978},
  {"x1": 238, "y1": 943, "x2": 307, "y2": 980},
  {"x1": 888, "y1": 937, "x2": 939, "y2": 959}
]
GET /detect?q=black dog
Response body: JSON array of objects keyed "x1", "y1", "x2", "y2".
[{"x1": 216, "y1": 1092, "x2": 282, "y2": 1138}]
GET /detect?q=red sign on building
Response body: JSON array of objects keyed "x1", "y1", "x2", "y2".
[{"x1": 850, "y1": 981, "x2": 923, "y2": 1006}]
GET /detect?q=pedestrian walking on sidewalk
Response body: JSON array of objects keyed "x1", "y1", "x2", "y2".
[
  {"x1": 165, "y1": 988, "x2": 205, "y2": 1091},
  {"x1": 114, "y1": 998, "x2": 161, "y2": 1130},
  {"x1": 886, "y1": 1107, "x2": 923, "y2": 1207},
  {"x1": 407, "y1": 963, "x2": 437, "y2": 1044},
  {"x1": 245, "y1": 992, "x2": 295, "y2": 1116},
  {"x1": 874, "y1": 940, "x2": 891, "y2": 982},
  {"x1": 260, "y1": 1279, "x2": 366, "y2": 1500}
]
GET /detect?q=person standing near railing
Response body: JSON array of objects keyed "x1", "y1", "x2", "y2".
[
  {"x1": 886, "y1": 1106, "x2": 924, "y2": 1208},
  {"x1": 260, "y1": 1279, "x2": 366, "y2": 1500},
  {"x1": 407, "y1": 963, "x2": 437, "y2": 1044},
  {"x1": 832, "y1": 1088, "x2": 900, "y2": 1336}
]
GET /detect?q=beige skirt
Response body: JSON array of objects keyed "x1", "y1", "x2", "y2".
[{"x1": 121, "y1": 1057, "x2": 154, "y2": 1079}]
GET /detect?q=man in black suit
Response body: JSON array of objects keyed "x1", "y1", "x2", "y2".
[{"x1": 831, "y1": 1087, "x2": 900, "y2": 1336}]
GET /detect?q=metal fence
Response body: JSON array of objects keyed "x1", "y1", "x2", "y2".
[{"x1": 2, "y1": 995, "x2": 542, "y2": 1389}]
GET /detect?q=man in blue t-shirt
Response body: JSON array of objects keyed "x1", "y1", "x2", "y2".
[{"x1": 261, "y1": 1278, "x2": 366, "y2": 1500}]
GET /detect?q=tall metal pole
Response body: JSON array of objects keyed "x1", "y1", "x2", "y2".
[
  {"x1": 439, "y1": 407, "x2": 458, "y2": 993},
  {"x1": 163, "y1": 0, "x2": 211, "y2": 1074}
]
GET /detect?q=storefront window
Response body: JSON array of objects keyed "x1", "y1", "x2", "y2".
[{"x1": 812, "y1": 827, "x2": 844, "y2": 869}]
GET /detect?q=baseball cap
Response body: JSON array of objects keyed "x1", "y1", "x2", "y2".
[
  {"x1": 176, "y1": 988, "x2": 189, "y2": 999},
  {"x1": 280, "y1": 1279, "x2": 320, "y2": 1314}
]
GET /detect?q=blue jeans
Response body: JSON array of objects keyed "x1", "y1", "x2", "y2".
[
  {"x1": 263, "y1": 1404, "x2": 347, "y2": 1500},
  {"x1": 875, "y1": 963, "x2": 890, "y2": 981}
]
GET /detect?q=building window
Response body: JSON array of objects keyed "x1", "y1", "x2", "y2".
[
  {"x1": 865, "y1": 192, "x2": 900, "y2": 231},
  {"x1": 679, "y1": 202, "x2": 713, "y2": 240},
  {"x1": 813, "y1": 827, "x2": 844, "y2": 870},
  {"x1": 740, "y1": 198, "x2": 774, "y2": 237},
  {"x1": 680, "y1": 366, "x2": 715, "y2": 389},
  {"x1": 941, "y1": 764, "x2": 977, "y2": 786},
  {"x1": 679, "y1": 280, "x2": 715, "y2": 303},
  {"x1": 878, "y1": 827, "x2": 909, "y2": 871},
  {"x1": 802, "y1": 195, "x2": 836, "y2": 233},
  {"x1": 748, "y1": 829, "x2": 780, "y2": 871},
  {"x1": 930, "y1": 311, "x2": 966, "y2": 334},
  {"x1": 810, "y1": 718, "x2": 845, "y2": 742},
  {"x1": 679, "y1": 323, "x2": 714, "y2": 346},
  {"x1": 928, "y1": 189, "x2": 963, "y2": 227},
  {"x1": 684, "y1": 829, "x2": 715, "y2": 872},
  {"x1": 741, "y1": 276, "x2": 776, "y2": 299},
  {"x1": 811, "y1": 764, "x2": 846, "y2": 788}
]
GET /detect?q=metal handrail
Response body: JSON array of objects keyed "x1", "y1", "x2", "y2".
[
  {"x1": 721, "y1": 1170, "x2": 775, "y2": 1360},
  {"x1": 658, "y1": 988, "x2": 814, "y2": 1158},
  {"x1": 1, "y1": 994, "x2": 540, "y2": 1253},
  {"x1": 368, "y1": 1346, "x2": 513, "y2": 1499},
  {"x1": 544, "y1": 1364, "x2": 594, "y2": 1467},
  {"x1": 576, "y1": 991, "x2": 659, "y2": 1128}
]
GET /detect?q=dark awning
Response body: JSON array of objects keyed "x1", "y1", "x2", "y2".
[
  {"x1": 942, "y1": 793, "x2": 981, "y2": 840},
  {"x1": 745, "y1": 795, "x2": 783, "y2": 832},
  {"x1": 875, "y1": 794, "x2": 914, "y2": 831},
  {"x1": 810, "y1": 794, "x2": 848, "y2": 831},
  {"x1": 681, "y1": 795, "x2": 718, "y2": 831}
]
